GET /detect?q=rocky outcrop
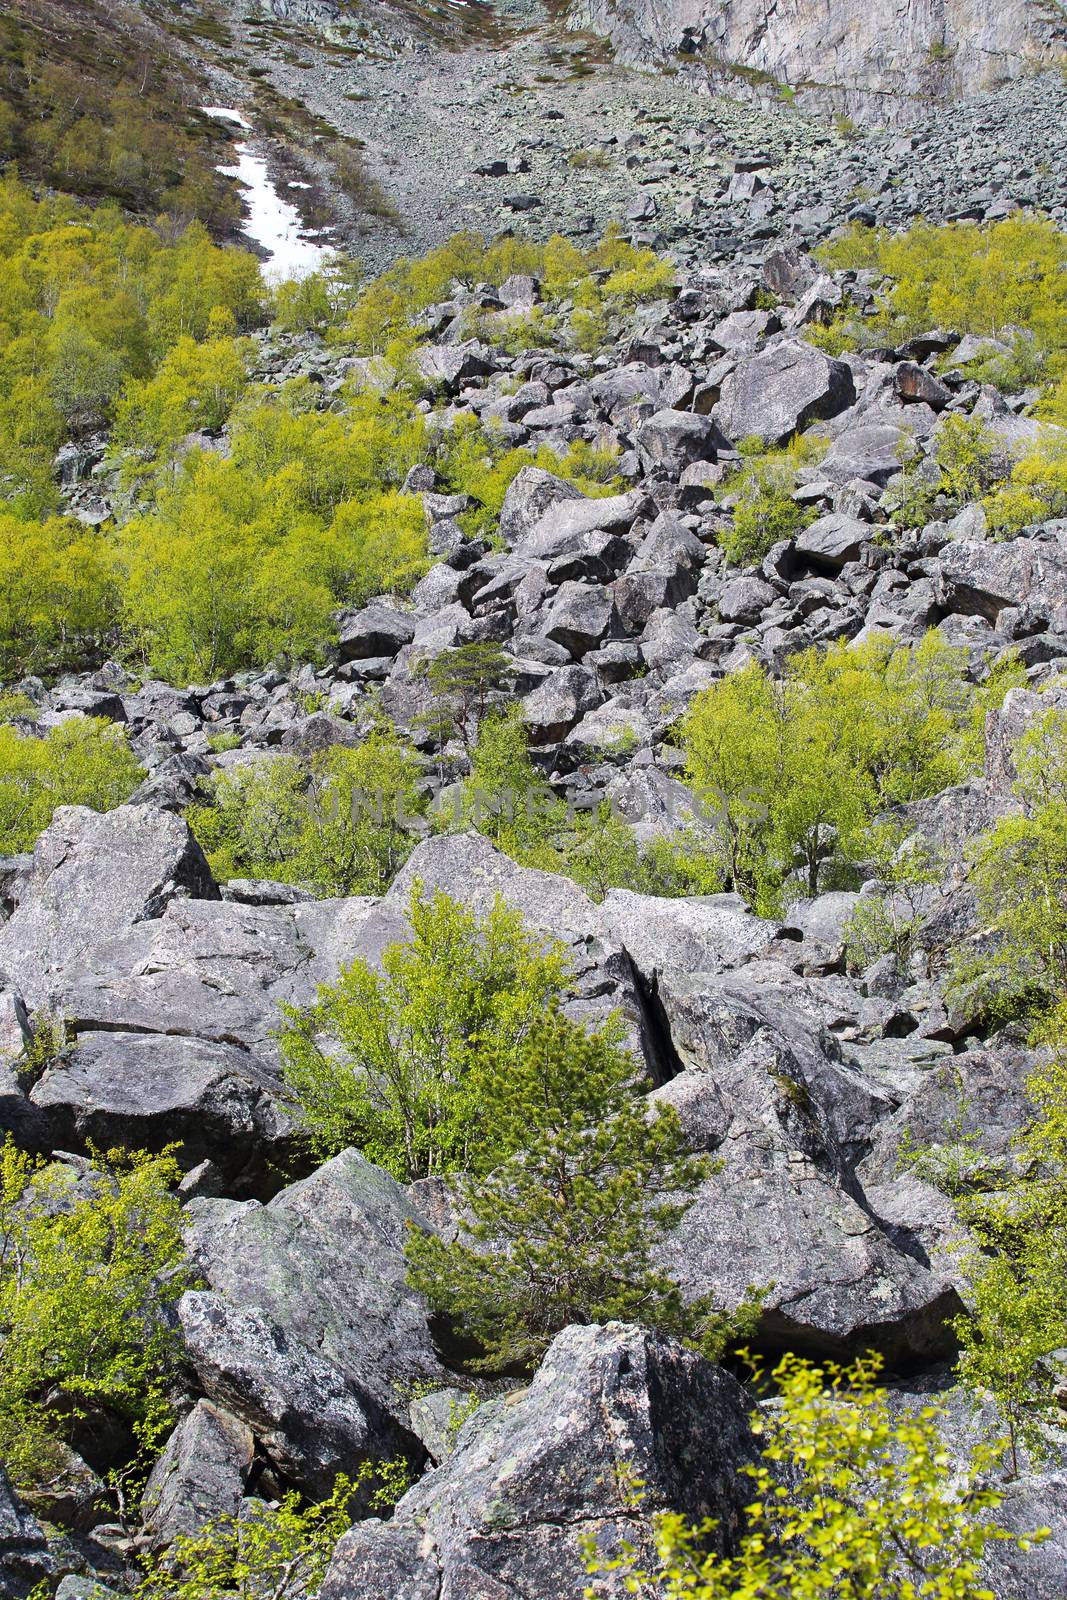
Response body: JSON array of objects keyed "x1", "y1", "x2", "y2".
[
  {"x1": 321, "y1": 1322, "x2": 758, "y2": 1599},
  {"x1": 568, "y1": 0, "x2": 1067, "y2": 122},
  {"x1": 0, "y1": 1467, "x2": 53, "y2": 1599}
]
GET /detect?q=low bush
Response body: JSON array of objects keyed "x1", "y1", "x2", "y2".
[
  {"x1": 0, "y1": 1141, "x2": 194, "y2": 1495},
  {"x1": 716, "y1": 432, "x2": 826, "y2": 567},
  {"x1": 585, "y1": 1352, "x2": 1048, "y2": 1596},
  {"x1": 0, "y1": 717, "x2": 143, "y2": 854},
  {"x1": 278, "y1": 888, "x2": 570, "y2": 1177},
  {"x1": 187, "y1": 730, "x2": 424, "y2": 895}
]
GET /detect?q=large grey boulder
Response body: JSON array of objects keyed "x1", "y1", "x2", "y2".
[
  {"x1": 142, "y1": 1399, "x2": 254, "y2": 1546},
  {"x1": 182, "y1": 1150, "x2": 445, "y2": 1467},
  {"x1": 635, "y1": 409, "x2": 728, "y2": 474},
  {"x1": 497, "y1": 467, "x2": 584, "y2": 547},
  {"x1": 714, "y1": 341, "x2": 856, "y2": 446},
  {"x1": 820, "y1": 421, "x2": 916, "y2": 486},
  {"x1": 414, "y1": 342, "x2": 493, "y2": 393},
  {"x1": 337, "y1": 604, "x2": 417, "y2": 663},
  {"x1": 937, "y1": 530, "x2": 1067, "y2": 631},
  {"x1": 0, "y1": 805, "x2": 217, "y2": 1011},
  {"x1": 321, "y1": 1323, "x2": 758, "y2": 1600},
  {"x1": 657, "y1": 1146, "x2": 962, "y2": 1364},
  {"x1": 178, "y1": 1290, "x2": 403, "y2": 1499},
  {"x1": 29, "y1": 1032, "x2": 290, "y2": 1188},
  {"x1": 0, "y1": 1466, "x2": 53, "y2": 1598},
  {"x1": 541, "y1": 581, "x2": 616, "y2": 658},
  {"x1": 795, "y1": 511, "x2": 869, "y2": 571},
  {"x1": 521, "y1": 664, "x2": 603, "y2": 743}
]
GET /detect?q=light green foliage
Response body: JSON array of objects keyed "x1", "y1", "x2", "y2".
[
  {"x1": 953, "y1": 1240, "x2": 1064, "y2": 1480},
  {"x1": 0, "y1": 46, "x2": 242, "y2": 226},
  {"x1": 682, "y1": 633, "x2": 1005, "y2": 914},
  {"x1": 818, "y1": 216, "x2": 1067, "y2": 411},
  {"x1": 888, "y1": 417, "x2": 1010, "y2": 531},
  {"x1": 187, "y1": 731, "x2": 424, "y2": 895},
  {"x1": 278, "y1": 888, "x2": 570, "y2": 1177},
  {"x1": 338, "y1": 228, "x2": 675, "y2": 359},
  {"x1": 119, "y1": 386, "x2": 430, "y2": 682},
  {"x1": 0, "y1": 692, "x2": 36, "y2": 723},
  {"x1": 946, "y1": 1029, "x2": 1067, "y2": 1477},
  {"x1": 134, "y1": 1472, "x2": 363, "y2": 1600},
  {"x1": 405, "y1": 1008, "x2": 741, "y2": 1372},
  {"x1": 460, "y1": 708, "x2": 724, "y2": 899},
  {"x1": 0, "y1": 1140, "x2": 194, "y2": 1494},
  {"x1": 585, "y1": 1352, "x2": 1046, "y2": 1599},
  {"x1": 272, "y1": 258, "x2": 364, "y2": 334},
  {"x1": 952, "y1": 708, "x2": 1067, "y2": 1023},
  {"x1": 0, "y1": 717, "x2": 144, "y2": 854},
  {"x1": 113, "y1": 335, "x2": 253, "y2": 473},
  {"x1": 844, "y1": 821, "x2": 942, "y2": 972},
  {"x1": 717, "y1": 433, "x2": 825, "y2": 568},
  {"x1": 984, "y1": 427, "x2": 1067, "y2": 534},
  {"x1": 0, "y1": 513, "x2": 119, "y2": 679},
  {"x1": 0, "y1": 174, "x2": 263, "y2": 514}
]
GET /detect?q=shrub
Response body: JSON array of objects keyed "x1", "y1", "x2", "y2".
[
  {"x1": 716, "y1": 433, "x2": 825, "y2": 567},
  {"x1": 0, "y1": 717, "x2": 144, "y2": 854},
  {"x1": 338, "y1": 228, "x2": 674, "y2": 358},
  {"x1": 821, "y1": 215, "x2": 1067, "y2": 352},
  {"x1": 405, "y1": 1008, "x2": 742, "y2": 1371},
  {"x1": 843, "y1": 821, "x2": 943, "y2": 972},
  {"x1": 118, "y1": 387, "x2": 432, "y2": 682},
  {"x1": 438, "y1": 419, "x2": 621, "y2": 541},
  {"x1": 984, "y1": 427, "x2": 1067, "y2": 534},
  {"x1": 0, "y1": 1141, "x2": 194, "y2": 1495},
  {"x1": 951, "y1": 707, "x2": 1067, "y2": 1024},
  {"x1": 424, "y1": 643, "x2": 514, "y2": 750},
  {"x1": 682, "y1": 633, "x2": 1006, "y2": 914},
  {"x1": 460, "y1": 709, "x2": 724, "y2": 899},
  {"x1": 112, "y1": 335, "x2": 253, "y2": 471},
  {"x1": 0, "y1": 513, "x2": 119, "y2": 680},
  {"x1": 188, "y1": 732, "x2": 424, "y2": 895},
  {"x1": 134, "y1": 1472, "x2": 374, "y2": 1600},
  {"x1": 585, "y1": 1352, "x2": 1048, "y2": 1597},
  {"x1": 278, "y1": 888, "x2": 570, "y2": 1177}
]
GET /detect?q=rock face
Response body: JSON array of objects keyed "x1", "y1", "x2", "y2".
[
  {"x1": 178, "y1": 1151, "x2": 444, "y2": 1492},
  {"x1": 0, "y1": 805, "x2": 216, "y2": 1011},
  {"x1": 0, "y1": 1467, "x2": 53, "y2": 1599},
  {"x1": 141, "y1": 1401, "x2": 254, "y2": 1546},
  {"x1": 568, "y1": 0, "x2": 1066, "y2": 121},
  {"x1": 321, "y1": 1323, "x2": 758, "y2": 1599},
  {"x1": 714, "y1": 342, "x2": 856, "y2": 446}
]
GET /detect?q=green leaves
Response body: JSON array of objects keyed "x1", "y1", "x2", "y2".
[
  {"x1": 278, "y1": 887, "x2": 570, "y2": 1179},
  {"x1": 951, "y1": 707, "x2": 1067, "y2": 1025},
  {"x1": 682, "y1": 632, "x2": 1008, "y2": 916},
  {"x1": 0, "y1": 1141, "x2": 194, "y2": 1496},
  {"x1": 404, "y1": 1008, "x2": 743, "y2": 1372},
  {"x1": 187, "y1": 730, "x2": 424, "y2": 896},
  {"x1": 586, "y1": 1353, "x2": 1048, "y2": 1599},
  {"x1": 134, "y1": 1471, "x2": 367, "y2": 1600},
  {"x1": 0, "y1": 716, "x2": 144, "y2": 854}
]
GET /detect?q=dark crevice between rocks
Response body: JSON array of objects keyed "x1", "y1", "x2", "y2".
[{"x1": 628, "y1": 956, "x2": 685, "y2": 1089}]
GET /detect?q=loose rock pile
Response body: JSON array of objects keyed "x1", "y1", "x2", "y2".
[{"x1": 3, "y1": 236, "x2": 1067, "y2": 1593}]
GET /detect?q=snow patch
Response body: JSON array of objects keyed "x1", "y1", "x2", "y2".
[{"x1": 202, "y1": 106, "x2": 335, "y2": 280}]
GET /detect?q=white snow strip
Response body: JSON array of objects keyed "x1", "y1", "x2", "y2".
[
  {"x1": 218, "y1": 144, "x2": 336, "y2": 278},
  {"x1": 201, "y1": 105, "x2": 253, "y2": 130}
]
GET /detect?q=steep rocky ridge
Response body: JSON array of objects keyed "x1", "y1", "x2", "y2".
[{"x1": 570, "y1": 0, "x2": 1067, "y2": 120}]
